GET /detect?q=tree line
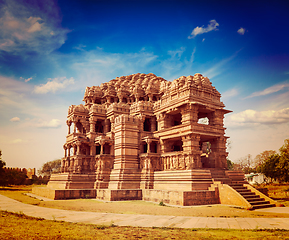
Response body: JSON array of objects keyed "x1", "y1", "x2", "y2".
[
  {"x1": 0, "y1": 150, "x2": 56, "y2": 186},
  {"x1": 228, "y1": 138, "x2": 289, "y2": 183}
]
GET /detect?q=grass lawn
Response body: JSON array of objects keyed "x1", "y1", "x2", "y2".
[
  {"x1": 1, "y1": 184, "x2": 289, "y2": 218},
  {"x1": 1, "y1": 210, "x2": 289, "y2": 240}
]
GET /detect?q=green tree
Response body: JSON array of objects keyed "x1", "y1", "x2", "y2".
[
  {"x1": 38, "y1": 159, "x2": 61, "y2": 178},
  {"x1": 254, "y1": 150, "x2": 276, "y2": 169},
  {"x1": 277, "y1": 139, "x2": 289, "y2": 182},
  {"x1": 260, "y1": 154, "x2": 280, "y2": 182},
  {"x1": 227, "y1": 159, "x2": 234, "y2": 170},
  {"x1": 0, "y1": 150, "x2": 6, "y2": 185}
]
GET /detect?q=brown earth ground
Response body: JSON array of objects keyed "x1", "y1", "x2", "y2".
[{"x1": 1, "y1": 184, "x2": 289, "y2": 218}]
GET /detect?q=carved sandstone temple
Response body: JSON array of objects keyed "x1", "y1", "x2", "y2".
[{"x1": 35, "y1": 73, "x2": 277, "y2": 208}]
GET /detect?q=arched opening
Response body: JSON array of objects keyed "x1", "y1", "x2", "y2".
[
  {"x1": 96, "y1": 145, "x2": 101, "y2": 155},
  {"x1": 94, "y1": 98, "x2": 101, "y2": 104},
  {"x1": 151, "y1": 142, "x2": 158, "y2": 153},
  {"x1": 73, "y1": 145, "x2": 77, "y2": 155},
  {"x1": 107, "y1": 119, "x2": 111, "y2": 132},
  {"x1": 172, "y1": 113, "x2": 182, "y2": 126},
  {"x1": 95, "y1": 120, "x2": 104, "y2": 133},
  {"x1": 144, "y1": 118, "x2": 151, "y2": 132},
  {"x1": 103, "y1": 143, "x2": 111, "y2": 154},
  {"x1": 142, "y1": 142, "x2": 148, "y2": 153},
  {"x1": 76, "y1": 121, "x2": 86, "y2": 134},
  {"x1": 198, "y1": 117, "x2": 209, "y2": 125},
  {"x1": 172, "y1": 140, "x2": 183, "y2": 152}
]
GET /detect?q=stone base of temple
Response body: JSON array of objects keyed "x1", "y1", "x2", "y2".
[
  {"x1": 33, "y1": 169, "x2": 276, "y2": 208},
  {"x1": 47, "y1": 173, "x2": 96, "y2": 189},
  {"x1": 32, "y1": 187, "x2": 96, "y2": 200},
  {"x1": 96, "y1": 189, "x2": 142, "y2": 201},
  {"x1": 153, "y1": 169, "x2": 214, "y2": 191},
  {"x1": 143, "y1": 189, "x2": 219, "y2": 206}
]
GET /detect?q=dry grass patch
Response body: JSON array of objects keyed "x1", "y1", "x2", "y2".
[
  {"x1": 261, "y1": 183, "x2": 289, "y2": 207},
  {"x1": 1, "y1": 210, "x2": 289, "y2": 240},
  {"x1": 1, "y1": 185, "x2": 289, "y2": 218}
]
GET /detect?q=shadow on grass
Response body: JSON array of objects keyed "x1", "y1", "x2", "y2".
[{"x1": 0, "y1": 187, "x2": 28, "y2": 191}]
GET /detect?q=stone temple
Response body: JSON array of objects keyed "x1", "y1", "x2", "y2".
[{"x1": 33, "y1": 73, "x2": 277, "y2": 209}]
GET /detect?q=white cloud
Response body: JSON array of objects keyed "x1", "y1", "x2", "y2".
[
  {"x1": 10, "y1": 117, "x2": 20, "y2": 122},
  {"x1": 244, "y1": 82, "x2": 289, "y2": 99},
  {"x1": 168, "y1": 47, "x2": 186, "y2": 59},
  {"x1": 237, "y1": 27, "x2": 246, "y2": 35},
  {"x1": 203, "y1": 52, "x2": 237, "y2": 79},
  {"x1": 222, "y1": 88, "x2": 239, "y2": 99},
  {"x1": 25, "y1": 77, "x2": 32, "y2": 83},
  {"x1": 188, "y1": 20, "x2": 219, "y2": 39},
  {"x1": 0, "y1": 0, "x2": 69, "y2": 54},
  {"x1": 37, "y1": 119, "x2": 61, "y2": 128},
  {"x1": 34, "y1": 77, "x2": 75, "y2": 94},
  {"x1": 226, "y1": 108, "x2": 289, "y2": 127}
]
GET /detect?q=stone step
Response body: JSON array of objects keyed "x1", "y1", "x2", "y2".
[
  {"x1": 235, "y1": 189, "x2": 252, "y2": 193},
  {"x1": 246, "y1": 197, "x2": 264, "y2": 204},
  {"x1": 252, "y1": 203, "x2": 276, "y2": 209},
  {"x1": 250, "y1": 200, "x2": 270, "y2": 206},
  {"x1": 229, "y1": 183, "x2": 276, "y2": 210},
  {"x1": 245, "y1": 196, "x2": 264, "y2": 202},
  {"x1": 238, "y1": 192, "x2": 256, "y2": 196}
]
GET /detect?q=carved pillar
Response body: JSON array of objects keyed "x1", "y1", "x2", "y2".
[
  {"x1": 89, "y1": 143, "x2": 95, "y2": 155},
  {"x1": 63, "y1": 145, "x2": 67, "y2": 158},
  {"x1": 156, "y1": 113, "x2": 166, "y2": 130},
  {"x1": 146, "y1": 139, "x2": 152, "y2": 153},
  {"x1": 181, "y1": 104, "x2": 199, "y2": 124},
  {"x1": 67, "y1": 144, "x2": 71, "y2": 157},
  {"x1": 76, "y1": 142, "x2": 81, "y2": 155},
  {"x1": 104, "y1": 119, "x2": 109, "y2": 133},
  {"x1": 159, "y1": 139, "x2": 165, "y2": 153},
  {"x1": 100, "y1": 140, "x2": 105, "y2": 155},
  {"x1": 212, "y1": 110, "x2": 224, "y2": 127},
  {"x1": 110, "y1": 117, "x2": 115, "y2": 133},
  {"x1": 89, "y1": 119, "x2": 95, "y2": 133},
  {"x1": 151, "y1": 117, "x2": 156, "y2": 132},
  {"x1": 67, "y1": 121, "x2": 72, "y2": 134},
  {"x1": 73, "y1": 121, "x2": 76, "y2": 133}
]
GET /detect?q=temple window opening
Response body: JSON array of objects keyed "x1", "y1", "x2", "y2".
[
  {"x1": 143, "y1": 142, "x2": 148, "y2": 153},
  {"x1": 95, "y1": 120, "x2": 104, "y2": 133},
  {"x1": 144, "y1": 118, "x2": 151, "y2": 132},
  {"x1": 170, "y1": 112, "x2": 182, "y2": 127},
  {"x1": 198, "y1": 117, "x2": 209, "y2": 125},
  {"x1": 96, "y1": 145, "x2": 101, "y2": 155},
  {"x1": 103, "y1": 143, "x2": 111, "y2": 154},
  {"x1": 151, "y1": 142, "x2": 158, "y2": 153}
]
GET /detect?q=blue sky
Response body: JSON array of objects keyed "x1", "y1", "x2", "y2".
[{"x1": 1, "y1": 0, "x2": 289, "y2": 169}]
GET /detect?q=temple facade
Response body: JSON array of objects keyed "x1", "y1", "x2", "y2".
[
  {"x1": 55, "y1": 73, "x2": 230, "y2": 189},
  {"x1": 37, "y1": 73, "x2": 278, "y2": 208}
]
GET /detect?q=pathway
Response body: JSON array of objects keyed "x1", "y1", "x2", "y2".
[{"x1": 1, "y1": 194, "x2": 289, "y2": 230}]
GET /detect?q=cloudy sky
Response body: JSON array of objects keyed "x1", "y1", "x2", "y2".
[{"x1": 0, "y1": 0, "x2": 289, "y2": 169}]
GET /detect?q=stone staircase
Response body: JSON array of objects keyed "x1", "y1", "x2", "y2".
[
  {"x1": 209, "y1": 169, "x2": 276, "y2": 210},
  {"x1": 229, "y1": 183, "x2": 276, "y2": 209}
]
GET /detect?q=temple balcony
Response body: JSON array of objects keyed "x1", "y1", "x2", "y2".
[
  {"x1": 139, "y1": 152, "x2": 160, "y2": 158},
  {"x1": 66, "y1": 132, "x2": 87, "y2": 143},
  {"x1": 155, "y1": 123, "x2": 224, "y2": 139}
]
